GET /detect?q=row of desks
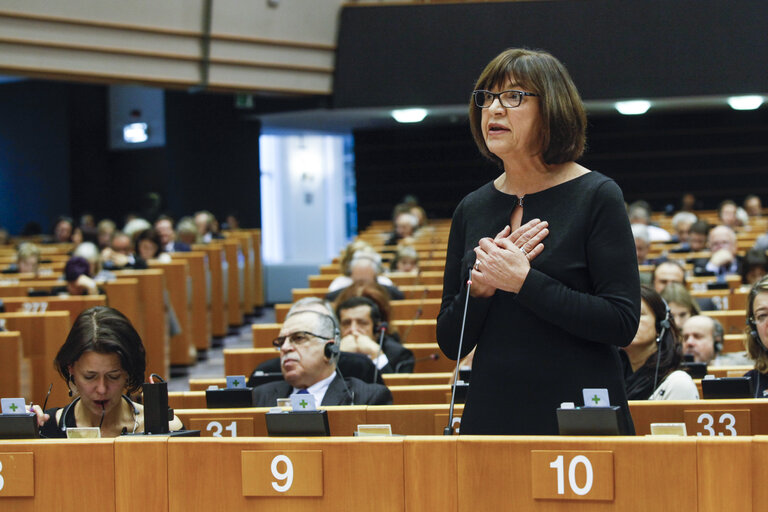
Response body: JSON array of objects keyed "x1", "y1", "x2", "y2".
[{"x1": 0, "y1": 434, "x2": 765, "y2": 510}]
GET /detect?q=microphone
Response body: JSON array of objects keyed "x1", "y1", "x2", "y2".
[
  {"x1": 373, "y1": 322, "x2": 389, "y2": 384},
  {"x1": 445, "y1": 265, "x2": 474, "y2": 436},
  {"x1": 334, "y1": 366, "x2": 355, "y2": 405},
  {"x1": 393, "y1": 353, "x2": 439, "y2": 373},
  {"x1": 401, "y1": 287, "x2": 429, "y2": 343}
]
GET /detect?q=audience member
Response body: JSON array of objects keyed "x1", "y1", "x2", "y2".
[
  {"x1": 155, "y1": 216, "x2": 191, "y2": 253},
  {"x1": 660, "y1": 282, "x2": 701, "y2": 333},
  {"x1": 742, "y1": 248, "x2": 768, "y2": 286},
  {"x1": 96, "y1": 219, "x2": 116, "y2": 249},
  {"x1": 628, "y1": 201, "x2": 671, "y2": 241},
  {"x1": 175, "y1": 217, "x2": 199, "y2": 246},
  {"x1": 717, "y1": 200, "x2": 742, "y2": 229},
  {"x1": 135, "y1": 228, "x2": 171, "y2": 263},
  {"x1": 72, "y1": 242, "x2": 115, "y2": 282},
  {"x1": 52, "y1": 216, "x2": 75, "y2": 243},
  {"x1": 686, "y1": 220, "x2": 710, "y2": 252},
  {"x1": 631, "y1": 224, "x2": 653, "y2": 265},
  {"x1": 122, "y1": 218, "x2": 152, "y2": 241},
  {"x1": 101, "y1": 231, "x2": 148, "y2": 270},
  {"x1": 652, "y1": 261, "x2": 717, "y2": 311},
  {"x1": 744, "y1": 276, "x2": 768, "y2": 397},
  {"x1": 670, "y1": 211, "x2": 697, "y2": 246},
  {"x1": 680, "y1": 192, "x2": 697, "y2": 212},
  {"x1": 682, "y1": 315, "x2": 750, "y2": 366},
  {"x1": 1, "y1": 242, "x2": 41, "y2": 275},
  {"x1": 390, "y1": 245, "x2": 419, "y2": 273},
  {"x1": 194, "y1": 210, "x2": 223, "y2": 243},
  {"x1": 55, "y1": 256, "x2": 100, "y2": 296},
  {"x1": 33, "y1": 306, "x2": 184, "y2": 437},
  {"x1": 251, "y1": 310, "x2": 392, "y2": 406},
  {"x1": 623, "y1": 286, "x2": 698, "y2": 400},
  {"x1": 691, "y1": 225, "x2": 742, "y2": 277},
  {"x1": 744, "y1": 195, "x2": 763, "y2": 218},
  {"x1": 385, "y1": 212, "x2": 419, "y2": 246},
  {"x1": 326, "y1": 251, "x2": 402, "y2": 300},
  {"x1": 336, "y1": 296, "x2": 414, "y2": 373}
]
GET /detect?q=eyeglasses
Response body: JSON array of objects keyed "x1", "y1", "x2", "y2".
[
  {"x1": 272, "y1": 331, "x2": 331, "y2": 349},
  {"x1": 472, "y1": 89, "x2": 539, "y2": 109}
]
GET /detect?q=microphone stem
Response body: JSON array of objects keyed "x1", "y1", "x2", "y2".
[{"x1": 445, "y1": 273, "x2": 472, "y2": 435}]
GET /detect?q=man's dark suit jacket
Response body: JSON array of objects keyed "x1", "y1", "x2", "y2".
[{"x1": 252, "y1": 374, "x2": 392, "y2": 407}]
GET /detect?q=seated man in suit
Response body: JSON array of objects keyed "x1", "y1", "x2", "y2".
[
  {"x1": 325, "y1": 252, "x2": 404, "y2": 301},
  {"x1": 682, "y1": 315, "x2": 750, "y2": 366},
  {"x1": 155, "y1": 216, "x2": 191, "y2": 253},
  {"x1": 692, "y1": 225, "x2": 743, "y2": 277},
  {"x1": 252, "y1": 310, "x2": 392, "y2": 407},
  {"x1": 652, "y1": 260, "x2": 717, "y2": 311},
  {"x1": 336, "y1": 296, "x2": 414, "y2": 373}
]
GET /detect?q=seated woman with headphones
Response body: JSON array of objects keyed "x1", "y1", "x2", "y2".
[
  {"x1": 623, "y1": 285, "x2": 699, "y2": 400},
  {"x1": 745, "y1": 276, "x2": 768, "y2": 398},
  {"x1": 31, "y1": 306, "x2": 183, "y2": 437}
]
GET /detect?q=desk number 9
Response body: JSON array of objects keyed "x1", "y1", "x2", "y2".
[{"x1": 271, "y1": 455, "x2": 293, "y2": 492}]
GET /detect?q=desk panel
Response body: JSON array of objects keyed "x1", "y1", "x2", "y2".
[
  {"x1": 167, "y1": 437, "x2": 405, "y2": 511},
  {"x1": 457, "y1": 436, "x2": 697, "y2": 511}
]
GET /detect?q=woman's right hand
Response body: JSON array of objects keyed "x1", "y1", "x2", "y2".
[{"x1": 28, "y1": 404, "x2": 50, "y2": 427}]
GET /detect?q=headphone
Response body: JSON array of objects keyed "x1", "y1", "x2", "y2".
[
  {"x1": 711, "y1": 318, "x2": 725, "y2": 354},
  {"x1": 57, "y1": 394, "x2": 139, "y2": 434}
]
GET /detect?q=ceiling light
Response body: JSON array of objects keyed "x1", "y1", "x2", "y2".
[
  {"x1": 727, "y1": 95, "x2": 764, "y2": 111},
  {"x1": 614, "y1": 100, "x2": 651, "y2": 115},
  {"x1": 391, "y1": 108, "x2": 428, "y2": 123},
  {"x1": 123, "y1": 122, "x2": 149, "y2": 143}
]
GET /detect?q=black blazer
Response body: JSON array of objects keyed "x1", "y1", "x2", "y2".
[{"x1": 251, "y1": 375, "x2": 392, "y2": 407}]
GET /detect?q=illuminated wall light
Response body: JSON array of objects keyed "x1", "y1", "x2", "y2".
[
  {"x1": 614, "y1": 100, "x2": 651, "y2": 115},
  {"x1": 391, "y1": 108, "x2": 428, "y2": 123},
  {"x1": 727, "y1": 95, "x2": 764, "y2": 111},
  {"x1": 123, "y1": 122, "x2": 149, "y2": 143}
]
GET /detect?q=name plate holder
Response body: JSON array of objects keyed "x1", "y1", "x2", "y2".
[
  {"x1": 531, "y1": 450, "x2": 614, "y2": 501},
  {"x1": 0, "y1": 452, "x2": 34, "y2": 497},
  {"x1": 241, "y1": 450, "x2": 323, "y2": 497},
  {"x1": 683, "y1": 409, "x2": 751, "y2": 436},
  {"x1": 188, "y1": 417, "x2": 255, "y2": 437}
]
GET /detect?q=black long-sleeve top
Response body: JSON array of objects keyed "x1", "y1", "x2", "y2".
[{"x1": 437, "y1": 172, "x2": 640, "y2": 434}]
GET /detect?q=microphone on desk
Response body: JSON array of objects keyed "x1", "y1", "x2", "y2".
[
  {"x1": 401, "y1": 287, "x2": 429, "y2": 343},
  {"x1": 444, "y1": 265, "x2": 474, "y2": 436},
  {"x1": 372, "y1": 322, "x2": 388, "y2": 384},
  {"x1": 393, "y1": 353, "x2": 439, "y2": 373}
]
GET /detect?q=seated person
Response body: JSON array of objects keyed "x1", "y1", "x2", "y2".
[
  {"x1": 155, "y1": 216, "x2": 191, "y2": 253},
  {"x1": 336, "y1": 296, "x2": 414, "y2": 373},
  {"x1": 385, "y1": 211, "x2": 419, "y2": 246},
  {"x1": 1, "y1": 242, "x2": 41, "y2": 275},
  {"x1": 744, "y1": 195, "x2": 763, "y2": 218},
  {"x1": 670, "y1": 211, "x2": 697, "y2": 246},
  {"x1": 652, "y1": 260, "x2": 717, "y2": 311},
  {"x1": 32, "y1": 306, "x2": 184, "y2": 437},
  {"x1": 175, "y1": 217, "x2": 199, "y2": 246},
  {"x1": 51, "y1": 257, "x2": 101, "y2": 296},
  {"x1": 717, "y1": 199, "x2": 743, "y2": 230},
  {"x1": 248, "y1": 297, "x2": 384, "y2": 385},
  {"x1": 389, "y1": 245, "x2": 420, "y2": 274},
  {"x1": 683, "y1": 220, "x2": 710, "y2": 253},
  {"x1": 628, "y1": 201, "x2": 671, "y2": 242},
  {"x1": 622, "y1": 285, "x2": 699, "y2": 400},
  {"x1": 660, "y1": 282, "x2": 701, "y2": 333},
  {"x1": 72, "y1": 242, "x2": 115, "y2": 282},
  {"x1": 135, "y1": 228, "x2": 171, "y2": 263},
  {"x1": 252, "y1": 310, "x2": 392, "y2": 406},
  {"x1": 326, "y1": 252, "x2": 403, "y2": 301},
  {"x1": 328, "y1": 245, "x2": 395, "y2": 293},
  {"x1": 631, "y1": 224, "x2": 657, "y2": 266},
  {"x1": 101, "y1": 231, "x2": 148, "y2": 270},
  {"x1": 691, "y1": 225, "x2": 742, "y2": 277},
  {"x1": 741, "y1": 248, "x2": 768, "y2": 286},
  {"x1": 744, "y1": 276, "x2": 768, "y2": 397},
  {"x1": 51, "y1": 216, "x2": 74, "y2": 243},
  {"x1": 96, "y1": 219, "x2": 116, "y2": 250},
  {"x1": 682, "y1": 315, "x2": 750, "y2": 366}
]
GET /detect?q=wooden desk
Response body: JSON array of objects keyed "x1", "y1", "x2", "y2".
[
  {"x1": 629, "y1": 398, "x2": 768, "y2": 436},
  {"x1": 150, "y1": 260, "x2": 195, "y2": 366},
  {"x1": 0, "y1": 311, "x2": 70, "y2": 405},
  {"x1": 193, "y1": 244, "x2": 228, "y2": 338},
  {"x1": 169, "y1": 252, "x2": 211, "y2": 353},
  {"x1": 1, "y1": 296, "x2": 105, "y2": 325},
  {"x1": 0, "y1": 331, "x2": 27, "y2": 398}
]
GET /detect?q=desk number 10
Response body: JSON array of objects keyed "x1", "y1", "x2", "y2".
[{"x1": 549, "y1": 455, "x2": 593, "y2": 496}]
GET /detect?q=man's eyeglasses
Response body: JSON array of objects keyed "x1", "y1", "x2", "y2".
[
  {"x1": 472, "y1": 89, "x2": 539, "y2": 109},
  {"x1": 272, "y1": 331, "x2": 331, "y2": 349}
]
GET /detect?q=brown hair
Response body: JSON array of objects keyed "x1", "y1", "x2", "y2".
[
  {"x1": 333, "y1": 282, "x2": 391, "y2": 325},
  {"x1": 469, "y1": 48, "x2": 586, "y2": 167},
  {"x1": 746, "y1": 276, "x2": 768, "y2": 373}
]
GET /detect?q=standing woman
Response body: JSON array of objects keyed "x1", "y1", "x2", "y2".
[{"x1": 436, "y1": 48, "x2": 640, "y2": 434}]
